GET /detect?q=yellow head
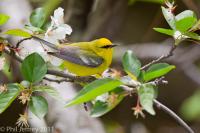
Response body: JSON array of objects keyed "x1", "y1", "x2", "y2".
[
  {"x1": 91, "y1": 38, "x2": 114, "y2": 54},
  {"x1": 97, "y1": 38, "x2": 112, "y2": 46},
  {"x1": 91, "y1": 38, "x2": 116, "y2": 65}
]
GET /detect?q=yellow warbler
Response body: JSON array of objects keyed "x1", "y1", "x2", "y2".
[{"x1": 32, "y1": 36, "x2": 116, "y2": 76}]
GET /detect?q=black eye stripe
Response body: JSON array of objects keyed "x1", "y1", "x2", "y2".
[{"x1": 101, "y1": 45, "x2": 111, "y2": 48}]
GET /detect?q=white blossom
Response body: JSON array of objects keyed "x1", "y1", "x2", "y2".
[{"x1": 45, "y1": 7, "x2": 72, "y2": 44}]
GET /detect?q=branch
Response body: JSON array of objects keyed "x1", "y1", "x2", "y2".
[
  {"x1": 47, "y1": 69, "x2": 96, "y2": 83},
  {"x1": 3, "y1": 48, "x2": 96, "y2": 83},
  {"x1": 43, "y1": 77, "x2": 73, "y2": 83},
  {"x1": 4, "y1": 48, "x2": 22, "y2": 63},
  {"x1": 149, "y1": 76, "x2": 168, "y2": 86},
  {"x1": 154, "y1": 99, "x2": 194, "y2": 133},
  {"x1": 141, "y1": 44, "x2": 176, "y2": 70}
]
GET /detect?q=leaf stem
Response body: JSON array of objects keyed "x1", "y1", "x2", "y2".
[{"x1": 141, "y1": 44, "x2": 176, "y2": 70}]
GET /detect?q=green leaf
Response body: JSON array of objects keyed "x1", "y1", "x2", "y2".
[
  {"x1": 24, "y1": 25, "x2": 45, "y2": 33},
  {"x1": 175, "y1": 17, "x2": 197, "y2": 32},
  {"x1": 175, "y1": 10, "x2": 197, "y2": 32},
  {"x1": 184, "y1": 32, "x2": 200, "y2": 40},
  {"x1": 153, "y1": 28, "x2": 174, "y2": 36},
  {"x1": 137, "y1": 70, "x2": 145, "y2": 82},
  {"x1": 189, "y1": 20, "x2": 200, "y2": 31},
  {"x1": 144, "y1": 63, "x2": 175, "y2": 82},
  {"x1": 29, "y1": 96, "x2": 48, "y2": 118},
  {"x1": 30, "y1": 8, "x2": 46, "y2": 28},
  {"x1": 65, "y1": 78, "x2": 122, "y2": 107},
  {"x1": 21, "y1": 53, "x2": 47, "y2": 83},
  {"x1": 0, "y1": 84, "x2": 20, "y2": 113},
  {"x1": 138, "y1": 84, "x2": 156, "y2": 115},
  {"x1": 180, "y1": 90, "x2": 200, "y2": 121},
  {"x1": 122, "y1": 50, "x2": 141, "y2": 80},
  {"x1": 90, "y1": 87, "x2": 125, "y2": 117},
  {"x1": 4, "y1": 29, "x2": 31, "y2": 38},
  {"x1": 33, "y1": 85, "x2": 62, "y2": 100},
  {"x1": 91, "y1": 101, "x2": 108, "y2": 117},
  {"x1": 0, "y1": 14, "x2": 10, "y2": 26},
  {"x1": 161, "y1": 6, "x2": 176, "y2": 29}
]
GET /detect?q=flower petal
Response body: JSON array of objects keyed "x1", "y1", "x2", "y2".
[
  {"x1": 60, "y1": 24, "x2": 72, "y2": 35},
  {"x1": 44, "y1": 7, "x2": 72, "y2": 44},
  {"x1": 53, "y1": 7, "x2": 64, "y2": 24}
]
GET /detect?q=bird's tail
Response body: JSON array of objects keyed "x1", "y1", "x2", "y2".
[{"x1": 32, "y1": 36, "x2": 58, "y2": 50}]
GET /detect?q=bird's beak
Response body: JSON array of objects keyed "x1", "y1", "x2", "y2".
[{"x1": 110, "y1": 44, "x2": 118, "y2": 48}]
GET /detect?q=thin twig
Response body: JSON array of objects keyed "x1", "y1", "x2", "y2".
[
  {"x1": 149, "y1": 76, "x2": 168, "y2": 86},
  {"x1": 141, "y1": 45, "x2": 176, "y2": 70},
  {"x1": 146, "y1": 77, "x2": 168, "y2": 87},
  {"x1": 43, "y1": 77, "x2": 73, "y2": 83},
  {"x1": 16, "y1": 37, "x2": 32, "y2": 48},
  {"x1": 154, "y1": 99, "x2": 194, "y2": 133}
]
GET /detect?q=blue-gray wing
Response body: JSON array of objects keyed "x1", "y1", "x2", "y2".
[{"x1": 49, "y1": 46, "x2": 104, "y2": 68}]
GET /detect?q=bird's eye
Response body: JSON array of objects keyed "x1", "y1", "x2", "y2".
[
  {"x1": 101, "y1": 45, "x2": 111, "y2": 49},
  {"x1": 100, "y1": 44, "x2": 117, "y2": 49}
]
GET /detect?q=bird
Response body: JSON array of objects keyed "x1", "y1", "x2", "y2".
[{"x1": 32, "y1": 36, "x2": 117, "y2": 76}]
